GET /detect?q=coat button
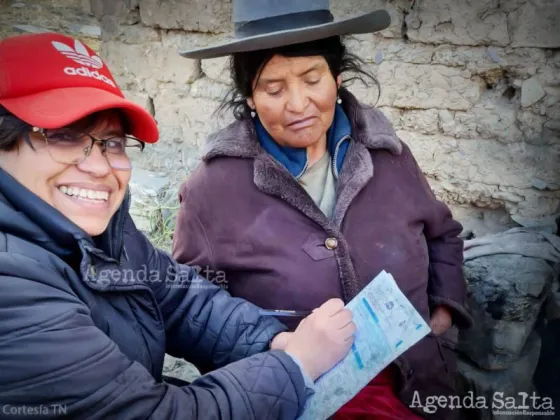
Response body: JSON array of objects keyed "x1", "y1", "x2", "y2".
[{"x1": 325, "y1": 237, "x2": 338, "y2": 250}]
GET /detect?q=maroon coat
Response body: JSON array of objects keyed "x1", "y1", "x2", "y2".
[{"x1": 172, "y1": 90, "x2": 473, "y2": 419}]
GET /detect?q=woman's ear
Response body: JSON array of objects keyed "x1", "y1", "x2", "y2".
[
  {"x1": 247, "y1": 97, "x2": 255, "y2": 110},
  {"x1": 336, "y1": 75, "x2": 342, "y2": 89}
]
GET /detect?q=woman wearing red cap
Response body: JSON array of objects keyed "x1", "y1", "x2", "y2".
[{"x1": 0, "y1": 32, "x2": 356, "y2": 419}]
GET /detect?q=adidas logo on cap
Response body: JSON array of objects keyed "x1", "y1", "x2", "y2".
[{"x1": 52, "y1": 39, "x2": 115, "y2": 88}]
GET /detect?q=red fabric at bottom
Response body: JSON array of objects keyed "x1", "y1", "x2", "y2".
[{"x1": 333, "y1": 366, "x2": 424, "y2": 420}]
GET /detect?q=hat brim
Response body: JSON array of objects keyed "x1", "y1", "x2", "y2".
[
  {"x1": 0, "y1": 87, "x2": 159, "y2": 143},
  {"x1": 179, "y1": 9, "x2": 391, "y2": 60}
]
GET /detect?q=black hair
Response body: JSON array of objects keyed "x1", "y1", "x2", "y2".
[
  {"x1": 0, "y1": 106, "x2": 130, "y2": 152},
  {"x1": 216, "y1": 35, "x2": 379, "y2": 120},
  {"x1": 0, "y1": 106, "x2": 33, "y2": 152}
]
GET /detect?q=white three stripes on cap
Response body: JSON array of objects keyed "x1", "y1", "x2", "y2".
[{"x1": 51, "y1": 39, "x2": 103, "y2": 69}]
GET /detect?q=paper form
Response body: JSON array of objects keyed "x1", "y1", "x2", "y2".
[{"x1": 298, "y1": 270, "x2": 431, "y2": 420}]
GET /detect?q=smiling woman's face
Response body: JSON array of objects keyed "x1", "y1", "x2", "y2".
[
  {"x1": 248, "y1": 55, "x2": 342, "y2": 151},
  {"x1": 0, "y1": 110, "x2": 131, "y2": 236}
]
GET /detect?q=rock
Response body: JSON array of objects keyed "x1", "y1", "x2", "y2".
[
  {"x1": 456, "y1": 332, "x2": 543, "y2": 420},
  {"x1": 129, "y1": 167, "x2": 170, "y2": 198},
  {"x1": 451, "y1": 206, "x2": 516, "y2": 239},
  {"x1": 405, "y1": 0, "x2": 509, "y2": 47},
  {"x1": 123, "y1": 90, "x2": 153, "y2": 115},
  {"x1": 543, "y1": 273, "x2": 560, "y2": 321},
  {"x1": 347, "y1": 35, "x2": 434, "y2": 65},
  {"x1": 487, "y1": 49, "x2": 501, "y2": 63},
  {"x1": 457, "y1": 254, "x2": 555, "y2": 370},
  {"x1": 128, "y1": 168, "x2": 170, "y2": 233},
  {"x1": 90, "y1": 0, "x2": 140, "y2": 25},
  {"x1": 401, "y1": 132, "x2": 559, "y2": 192},
  {"x1": 445, "y1": 103, "x2": 521, "y2": 142},
  {"x1": 378, "y1": 107, "x2": 402, "y2": 127},
  {"x1": 432, "y1": 45, "x2": 546, "y2": 80},
  {"x1": 517, "y1": 111, "x2": 548, "y2": 145},
  {"x1": 201, "y1": 56, "x2": 231, "y2": 85},
  {"x1": 532, "y1": 178, "x2": 551, "y2": 191},
  {"x1": 438, "y1": 109, "x2": 454, "y2": 129},
  {"x1": 66, "y1": 24, "x2": 101, "y2": 38},
  {"x1": 351, "y1": 62, "x2": 482, "y2": 110},
  {"x1": 153, "y1": 89, "x2": 231, "y2": 148},
  {"x1": 515, "y1": 192, "x2": 560, "y2": 222},
  {"x1": 331, "y1": 0, "x2": 405, "y2": 39},
  {"x1": 12, "y1": 25, "x2": 49, "y2": 34},
  {"x1": 80, "y1": 0, "x2": 91, "y2": 14},
  {"x1": 544, "y1": 118, "x2": 560, "y2": 132},
  {"x1": 139, "y1": 0, "x2": 232, "y2": 33},
  {"x1": 522, "y1": 77, "x2": 546, "y2": 108},
  {"x1": 163, "y1": 355, "x2": 200, "y2": 383},
  {"x1": 511, "y1": 213, "x2": 560, "y2": 234},
  {"x1": 11, "y1": 2, "x2": 25, "y2": 8},
  {"x1": 189, "y1": 77, "x2": 230, "y2": 101},
  {"x1": 101, "y1": 16, "x2": 161, "y2": 45},
  {"x1": 100, "y1": 38, "x2": 200, "y2": 91},
  {"x1": 508, "y1": 0, "x2": 560, "y2": 48},
  {"x1": 398, "y1": 109, "x2": 439, "y2": 135}
]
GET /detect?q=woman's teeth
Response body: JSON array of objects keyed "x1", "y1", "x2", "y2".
[{"x1": 59, "y1": 186, "x2": 109, "y2": 201}]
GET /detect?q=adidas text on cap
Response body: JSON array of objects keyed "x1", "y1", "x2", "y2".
[{"x1": 0, "y1": 32, "x2": 159, "y2": 143}]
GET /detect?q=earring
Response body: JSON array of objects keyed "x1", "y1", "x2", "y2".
[
  {"x1": 336, "y1": 96, "x2": 342, "y2": 104},
  {"x1": 250, "y1": 110, "x2": 256, "y2": 118}
]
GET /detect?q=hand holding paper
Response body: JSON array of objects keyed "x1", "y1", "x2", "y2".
[
  {"x1": 285, "y1": 298, "x2": 356, "y2": 381},
  {"x1": 298, "y1": 271, "x2": 431, "y2": 420}
]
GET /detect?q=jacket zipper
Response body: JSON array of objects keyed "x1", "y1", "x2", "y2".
[
  {"x1": 332, "y1": 135, "x2": 351, "y2": 179},
  {"x1": 118, "y1": 191, "x2": 132, "y2": 265}
]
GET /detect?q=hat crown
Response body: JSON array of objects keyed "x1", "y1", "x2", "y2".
[{"x1": 233, "y1": 0, "x2": 329, "y2": 23}]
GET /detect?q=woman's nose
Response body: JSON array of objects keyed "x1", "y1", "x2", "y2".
[
  {"x1": 76, "y1": 143, "x2": 112, "y2": 177},
  {"x1": 286, "y1": 88, "x2": 309, "y2": 113}
]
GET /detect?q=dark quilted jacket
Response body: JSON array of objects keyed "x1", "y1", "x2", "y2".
[{"x1": 0, "y1": 168, "x2": 307, "y2": 420}]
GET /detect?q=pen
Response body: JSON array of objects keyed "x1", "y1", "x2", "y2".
[{"x1": 260, "y1": 309, "x2": 312, "y2": 317}]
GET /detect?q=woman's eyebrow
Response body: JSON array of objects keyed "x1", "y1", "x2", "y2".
[
  {"x1": 258, "y1": 63, "x2": 324, "y2": 86},
  {"x1": 296, "y1": 64, "x2": 322, "y2": 77},
  {"x1": 97, "y1": 129, "x2": 124, "y2": 137}
]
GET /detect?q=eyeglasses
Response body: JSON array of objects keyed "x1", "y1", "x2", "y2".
[{"x1": 32, "y1": 126, "x2": 145, "y2": 170}]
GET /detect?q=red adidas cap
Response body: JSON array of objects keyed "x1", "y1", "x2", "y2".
[{"x1": 0, "y1": 32, "x2": 159, "y2": 143}]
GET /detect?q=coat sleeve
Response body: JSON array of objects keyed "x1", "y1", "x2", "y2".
[
  {"x1": 401, "y1": 143, "x2": 473, "y2": 329},
  {"x1": 122, "y1": 213, "x2": 290, "y2": 370},
  {"x1": 0, "y1": 252, "x2": 307, "y2": 420},
  {"x1": 171, "y1": 180, "x2": 217, "y2": 274}
]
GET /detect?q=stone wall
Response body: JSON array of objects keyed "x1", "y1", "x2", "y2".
[
  {"x1": 4, "y1": 1, "x2": 558, "y2": 240},
  {"x1": 87, "y1": 0, "x2": 560, "y2": 241}
]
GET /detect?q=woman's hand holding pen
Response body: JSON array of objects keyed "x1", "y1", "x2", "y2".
[{"x1": 274, "y1": 298, "x2": 356, "y2": 381}]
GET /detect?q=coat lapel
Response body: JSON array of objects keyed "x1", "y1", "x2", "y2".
[
  {"x1": 333, "y1": 141, "x2": 374, "y2": 228},
  {"x1": 202, "y1": 88, "x2": 403, "y2": 240},
  {"x1": 253, "y1": 151, "x2": 332, "y2": 229}
]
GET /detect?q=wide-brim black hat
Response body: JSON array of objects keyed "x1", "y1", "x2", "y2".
[{"x1": 179, "y1": 0, "x2": 391, "y2": 60}]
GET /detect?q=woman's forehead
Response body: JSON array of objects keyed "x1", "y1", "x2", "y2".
[
  {"x1": 71, "y1": 110, "x2": 125, "y2": 134},
  {"x1": 260, "y1": 55, "x2": 328, "y2": 78}
]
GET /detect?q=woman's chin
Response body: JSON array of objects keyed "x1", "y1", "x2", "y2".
[
  {"x1": 68, "y1": 215, "x2": 111, "y2": 236},
  {"x1": 52, "y1": 189, "x2": 118, "y2": 235}
]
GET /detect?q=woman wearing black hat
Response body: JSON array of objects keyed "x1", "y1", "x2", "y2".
[{"x1": 173, "y1": 1, "x2": 473, "y2": 419}]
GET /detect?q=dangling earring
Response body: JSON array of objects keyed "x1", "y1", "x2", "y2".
[
  {"x1": 250, "y1": 109, "x2": 256, "y2": 118},
  {"x1": 336, "y1": 96, "x2": 342, "y2": 104}
]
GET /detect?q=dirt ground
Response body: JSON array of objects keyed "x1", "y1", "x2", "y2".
[{"x1": 0, "y1": 0, "x2": 100, "y2": 51}]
